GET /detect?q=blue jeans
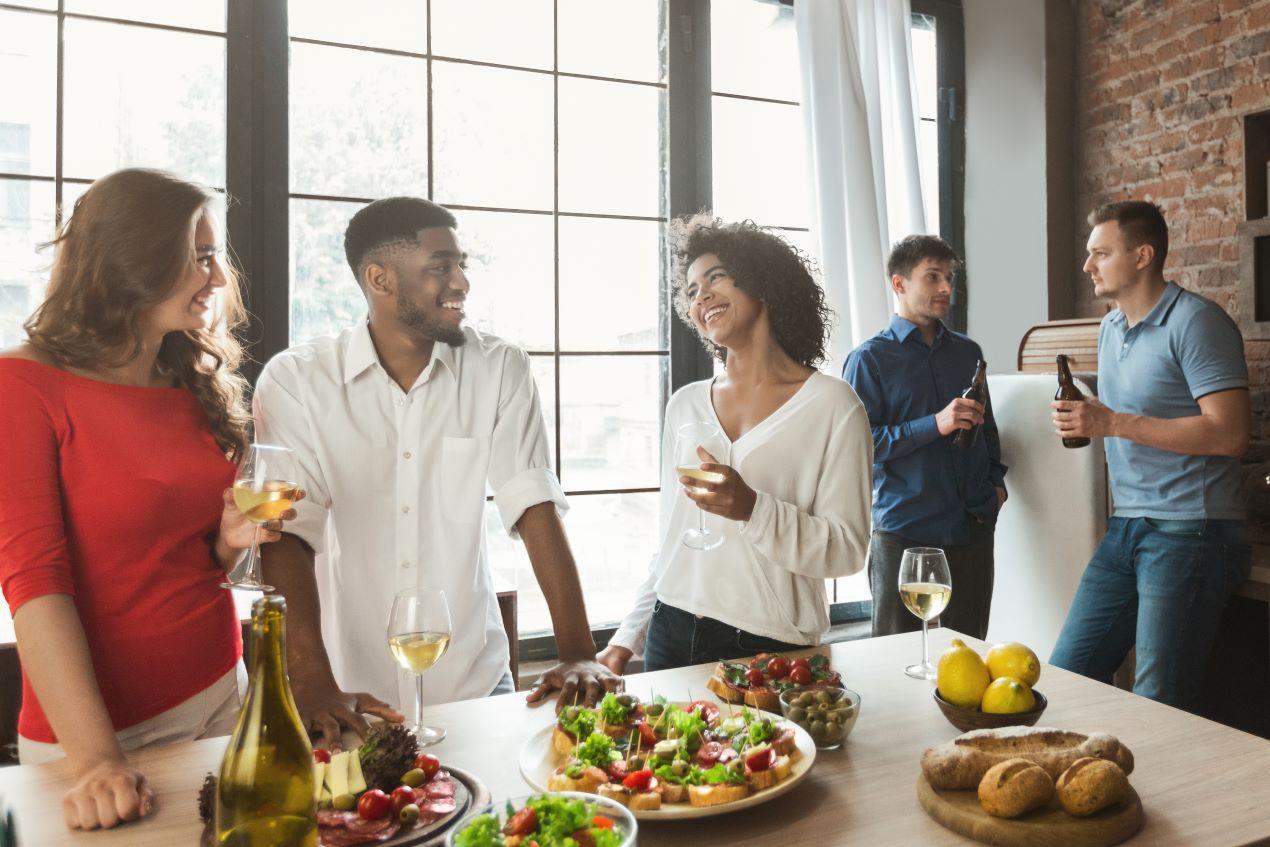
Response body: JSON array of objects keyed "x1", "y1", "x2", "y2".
[
  {"x1": 1050, "y1": 516, "x2": 1250, "y2": 711},
  {"x1": 643, "y1": 601, "x2": 806, "y2": 672}
]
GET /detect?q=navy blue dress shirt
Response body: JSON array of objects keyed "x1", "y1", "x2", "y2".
[{"x1": 843, "y1": 315, "x2": 1007, "y2": 546}]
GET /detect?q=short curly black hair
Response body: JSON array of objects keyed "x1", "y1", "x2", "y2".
[{"x1": 669, "y1": 214, "x2": 833, "y2": 369}]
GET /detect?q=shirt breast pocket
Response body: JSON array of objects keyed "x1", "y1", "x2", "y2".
[{"x1": 440, "y1": 436, "x2": 492, "y2": 524}]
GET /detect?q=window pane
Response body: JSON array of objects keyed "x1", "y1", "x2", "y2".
[
  {"x1": 558, "y1": 0, "x2": 664, "y2": 83},
  {"x1": 66, "y1": 0, "x2": 226, "y2": 31},
  {"x1": 560, "y1": 355, "x2": 663, "y2": 491},
  {"x1": 290, "y1": 198, "x2": 367, "y2": 345},
  {"x1": 288, "y1": 0, "x2": 426, "y2": 52},
  {"x1": 460, "y1": 210, "x2": 554, "y2": 352},
  {"x1": 919, "y1": 118, "x2": 939, "y2": 234},
  {"x1": 559, "y1": 78, "x2": 662, "y2": 218},
  {"x1": 0, "y1": 178, "x2": 54, "y2": 347},
  {"x1": 912, "y1": 18, "x2": 938, "y2": 121},
  {"x1": 0, "y1": 12, "x2": 56, "y2": 179},
  {"x1": 776, "y1": 227, "x2": 817, "y2": 269},
  {"x1": 712, "y1": 97, "x2": 808, "y2": 228},
  {"x1": 834, "y1": 571, "x2": 871, "y2": 604},
  {"x1": 431, "y1": 0, "x2": 552, "y2": 69},
  {"x1": 558, "y1": 217, "x2": 662, "y2": 351},
  {"x1": 62, "y1": 20, "x2": 226, "y2": 186},
  {"x1": 711, "y1": 1, "x2": 798, "y2": 101},
  {"x1": 433, "y1": 62, "x2": 553, "y2": 210},
  {"x1": 290, "y1": 43, "x2": 427, "y2": 199},
  {"x1": 530, "y1": 354, "x2": 557, "y2": 472}
]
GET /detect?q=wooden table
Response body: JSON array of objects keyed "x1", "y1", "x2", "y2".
[{"x1": 2, "y1": 629, "x2": 1269, "y2": 846}]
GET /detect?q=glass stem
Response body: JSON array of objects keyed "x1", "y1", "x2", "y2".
[
  {"x1": 415, "y1": 673, "x2": 425, "y2": 729},
  {"x1": 921, "y1": 618, "x2": 930, "y2": 668},
  {"x1": 244, "y1": 524, "x2": 263, "y2": 584},
  {"x1": 698, "y1": 506, "x2": 705, "y2": 536}
]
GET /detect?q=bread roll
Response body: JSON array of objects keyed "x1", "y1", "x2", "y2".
[
  {"x1": 976, "y1": 758, "x2": 1055, "y2": 818},
  {"x1": 921, "y1": 726, "x2": 1135, "y2": 790},
  {"x1": 1056, "y1": 757, "x2": 1130, "y2": 817}
]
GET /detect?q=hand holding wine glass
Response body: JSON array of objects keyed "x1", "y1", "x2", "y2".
[
  {"x1": 674, "y1": 422, "x2": 731, "y2": 551},
  {"x1": 220, "y1": 443, "x2": 302, "y2": 592},
  {"x1": 388, "y1": 588, "x2": 453, "y2": 746},
  {"x1": 899, "y1": 547, "x2": 952, "y2": 680}
]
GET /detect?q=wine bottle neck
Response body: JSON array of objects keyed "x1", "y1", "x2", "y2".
[{"x1": 248, "y1": 610, "x2": 290, "y2": 692}]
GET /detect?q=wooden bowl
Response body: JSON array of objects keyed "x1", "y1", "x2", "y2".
[{"x1": 933, "y1": 688, "x2": 1047, "y2": 732}]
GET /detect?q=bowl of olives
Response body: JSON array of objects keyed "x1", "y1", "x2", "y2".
[{"x1": 778, "y1": 685, "x2": 860, "y2": 750}]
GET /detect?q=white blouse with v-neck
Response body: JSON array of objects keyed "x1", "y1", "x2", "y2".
[{"x1": 608, "y1": 371, "x2": 873, "y2": 654}]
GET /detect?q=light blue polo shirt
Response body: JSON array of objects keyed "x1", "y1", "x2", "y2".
[{"x1": 1098, "y1": 282, "x2": 1248, "y2": 520}]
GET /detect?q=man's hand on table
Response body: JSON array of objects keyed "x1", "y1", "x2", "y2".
[
  {"x1": 525, "y1": 659, "x2": 623, "y2": 711},
  {"x1": 292, "y1": 674, "x2": 404, "y2": 750},
  {"x1": 64, "y1": 756, "x2": 154, "y2": 831}
]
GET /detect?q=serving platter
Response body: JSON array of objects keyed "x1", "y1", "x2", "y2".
[{"x1": 518, "y1": 705, "x2": 816, "y2": 820}]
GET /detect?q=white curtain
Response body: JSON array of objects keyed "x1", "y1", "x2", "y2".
[{"x1": 795, "y1": 0, "x2": 928, "y2": 373}]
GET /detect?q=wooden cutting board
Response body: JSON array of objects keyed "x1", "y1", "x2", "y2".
[{"x1": 916, "y1": 773, "x2": 1143, "y2": 847}]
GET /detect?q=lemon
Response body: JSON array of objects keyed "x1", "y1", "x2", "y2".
[
  {"x1": 980, "y1": 677, "x2": 1036, "y2": 714},
  {"x1": 986, "y1": 642, "x2": 1041, "y2": 687},
  {"x1": 936, "y1": 638, "x2": 991, "y2": 709}
]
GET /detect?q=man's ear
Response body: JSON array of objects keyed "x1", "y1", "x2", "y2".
[
  {"x1": 890, "y1": 273, "x2": 907, "y2": 296},
  {"x1": 1134, "y1": 243, "x2": 1155, "y2": 272},
  {"x1": 363, "y1": 261, "x2": 393, "y2": 297}
]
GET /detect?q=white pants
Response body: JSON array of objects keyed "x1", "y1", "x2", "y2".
[{"x1": 18, "y1": 664, "x2": 245, "y2": 765}]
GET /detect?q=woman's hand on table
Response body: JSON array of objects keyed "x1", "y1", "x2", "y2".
[
  {"x1": 525, "y1": 659, "x2": 623, "y2": 712},
  {"x1": 680, "y1": 447, "x2": 757, "y2": 523},
  {"x1": 213, "y1": 487, "x2": 305, "y2": 571},
  {"x1": 596, "y1": 644, "x2": 633, "y2": 676},
  {"x1": 63, "y1": 756, "x2": 154, "y2": 831}
]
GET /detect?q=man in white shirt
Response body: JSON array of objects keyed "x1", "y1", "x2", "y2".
[{"x1": 255, "y1": 197, "x2": 618, "y2": 747}]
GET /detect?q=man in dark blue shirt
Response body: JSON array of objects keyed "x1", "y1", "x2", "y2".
[{"x1": 844, "y1": 236, "x2": 1008, "y2": 638}]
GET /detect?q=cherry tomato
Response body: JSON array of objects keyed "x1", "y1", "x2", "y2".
[
  {"x1": 789, "y1": 666, "x2": 812, "y2": 685},
  {"x1": 312, "y1": 748, "x2": 331, "y2": 764},
  {"x1": 503, "y1": 807, "x2": 538, "y2": 837},
  {"x1": 745, "y1": 668, "x2": 766, "y2": 687},
  {"x1": 389, "y1": 785, "x2": 415, "y2": 816},
  {"x1": 790, "y1": 658, "x2": 811, "y2": 672},
  {"x1": 749, "y1": 656, "x2": 764, "y2": 669},
  {"x1": 592, "y1": 816, "x2": 616, "y2": 830},
  {"x1": 622, "y1": 768, "x2": 655, "y2": 791},
  {"x1": 637, "y1": 720, "x2": 659, "y2": 748},
  {"x1": 412, "y1": 753, "x2": 441, "y2": 781},
  {"x1": 686, "y1": 700, "x2": 721, "y2": 724},
  {"x1": 694, "y1": 741, "x2": 725, "y2": 768},
  {"x1": 766, "y1": 657, "x2": 790, "y2": 679},
  {"x1": 357, "y1": 789, "x2": 391, "y2": 821},
  {"x1": 745, "y1": 747, "x2": 776, "y2": 773}
]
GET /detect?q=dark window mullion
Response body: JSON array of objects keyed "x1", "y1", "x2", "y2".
[
  {"x1": 53, "y1": 0, "x2": 64, "y2": 226},
  {"x1": 552, "y1": 0, "x2": 562, "y2": 482}
]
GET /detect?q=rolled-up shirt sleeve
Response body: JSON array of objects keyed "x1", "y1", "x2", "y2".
[
  {"x1": 0, "y1": 369, "x2": 76, "y2": 612},
  {"x1": 253, "y1": 358, "x2": 333, "y2": 553},
  {"x1": 489, "y1": 348, "x2": 568, "y2": 538}
]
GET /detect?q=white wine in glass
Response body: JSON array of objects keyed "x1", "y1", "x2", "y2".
[
  {"x1": 222, "y1": 444, "x2": 299, "y2": 592},
  {"x1": 388, "y1": 589, "x2": 452, "y2": 747},
  {"x1": 899, "y1": 547, "x2": 952, "y2": 680},
  {"x1": 674, "y1": 421, "x2": 730, "y2": 551}
]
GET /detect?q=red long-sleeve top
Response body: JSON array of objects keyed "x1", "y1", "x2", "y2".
[{"x1": 0, "y1": 359, "x2": 241, "y2": 743}]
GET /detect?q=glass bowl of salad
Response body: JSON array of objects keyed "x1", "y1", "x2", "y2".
[{"x1": 447, "y1": 791, "x2": 637, "y2": 847}]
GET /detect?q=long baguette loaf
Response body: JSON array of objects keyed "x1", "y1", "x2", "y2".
[{"x1": 921, "y1": 726, "x2": 1134, "y2": 790}]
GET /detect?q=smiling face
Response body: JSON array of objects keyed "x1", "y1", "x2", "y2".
[
  {"x1": 139, "y1": 210, "x2": 228, "y2": 337},
  {"x1": 1084, "y1": 220, "x2": 1151, "y2": 299},
  {"x1": 684, "y1": 253, "x2": 765, "y2": 351},
  {"x1": 892, "y1": 258, "x2": 954, "y2": 325},
  {"x1": 383, "y1": 226, "x2": 470, "y2": 346}
]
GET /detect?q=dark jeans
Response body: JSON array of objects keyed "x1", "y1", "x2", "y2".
[
  {"x1": 643, "y1": 601, "x2": 806, "y2": 672},
  {"x1": 1050, "y1": 516, "x2": 1250, "y2": 711},
  {"x1": 869, "y1": 521, "x2": 996, "y2": 639}
]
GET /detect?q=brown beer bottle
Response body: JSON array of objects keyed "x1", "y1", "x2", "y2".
[
  {"x1": 1055, "y1": 354, "x2": 1091, "y2": 448},
  {"x1": 953, "y1": 359, "x2": 988, "y2": 449}
]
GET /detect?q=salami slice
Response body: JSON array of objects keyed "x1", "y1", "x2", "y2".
[
  {"x1": 319, "y1": 816, "x2": 401, "y2": 846},
  {"x1": 316, "y1": 810, "x2": 358, "y2": 827},
  {"x1": 425, "y1": 797, "x2": 457, "y2": 818}
]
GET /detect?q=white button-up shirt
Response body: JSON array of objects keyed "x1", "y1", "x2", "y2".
[{"x1": 253, "y1": 323, "x2": 566, "y2": 707}]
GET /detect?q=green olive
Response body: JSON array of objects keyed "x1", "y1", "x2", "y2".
[
  {"x1": 816, "y1": 702, "x2": 831, "y2": 714},
  {"x1": 645, "y1": 703, "x2": 664, "y2": 717},
  {"x1": 796, "y1": 692, "x2": 814, "y2": 708},
  {"x1": 564, "y1": 706, "x2": 581, "y2": 722},
  {"x1": 332, "y1": 793, "x2": 356, "y2": 811},
  {"x1": 822, "y1": 723, "x2": 843, "y2": 742},
  {"x1": 401, "y1": 768, "x2": 426, "y2": 787},
  {"x1": 825, "y1": 711, "x2": 840, "y2": 725},
  {"x1": 671, "y1": 759, "x2": 689, "y2": 776},
  {"x1": 616, "y1": 693, "x2": 634, "y2": 708},
  {"x1": 399, "y1": 803, "x2": 420, "y2": 826},
  {"x1": 809, "y1": 719, "x2": 826, "y2": 737},
  {"x1": 816, "y1": 690, "x2": 832, "y2": 705},
  {"x1": 787, "y1": 706, "x2": 807, "y2": 723}
]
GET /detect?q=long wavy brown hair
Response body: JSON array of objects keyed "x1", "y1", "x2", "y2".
[{"x1": 24, "y1": 168, "x2": 250, "y2": 461}]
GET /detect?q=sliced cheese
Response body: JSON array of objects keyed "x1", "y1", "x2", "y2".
[
  {"x1": 312, "y1": 762, "x2": 327, "y2": 803},
  {"x1": 348, "y1": 750, "x2": 367, "y2": 795},
  {"x1": 327, "y1": 750, "x2": 350, "y2": 797}
]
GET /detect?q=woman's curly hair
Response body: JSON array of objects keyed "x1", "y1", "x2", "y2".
[{"x1": 669, "y1": 213, "x2": 833, "y2": 369}]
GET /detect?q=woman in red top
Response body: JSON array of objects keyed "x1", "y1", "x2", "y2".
[{"x1": 0, "y1": 169, "x2": 299, "y2": 831}]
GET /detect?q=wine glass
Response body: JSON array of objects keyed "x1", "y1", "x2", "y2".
[
  {"x1": 674, "y1": 421, "x2": 730, "y2": 551},
  {"x1": 221, "y1": 443, "x2": 299, "y2": 592},
  {"x1": 388, "y1": 588, "x2": 453, "y2": 746},
  {"x1": 898, "y1": 547, "x2": 952, "y2": 680}
]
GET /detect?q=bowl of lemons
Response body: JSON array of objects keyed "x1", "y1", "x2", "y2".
[{"x1": 932, "y1": 640, "x2": 1047, "y2": 732}]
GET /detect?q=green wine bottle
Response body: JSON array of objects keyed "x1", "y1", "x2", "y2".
[{"x1": 215, "y1": 596, "x2": 316, "y2": 846}]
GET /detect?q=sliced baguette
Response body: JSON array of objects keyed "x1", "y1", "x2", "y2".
[
  {"x1": 547, "y1": 767, "x2": 607, "y2": 794},
  {"x1": 596, "y1": 784, "x2": 629, "y2": 806},
  {"x1": 688, "y1": 782, "x2": 749, "y2": 807},
  {"x1": 746, "y1": 755, "x2": 792, "y2": 791},
  {"x1": 706, "y1": 670, "x2": 782, "y2": 711},
  {"x1": 658, "y1": 782, "x2": 689, "y2": 803},
  {"x1": 552, "y1": 725, "x2": 578, "y2": 759},
  {"x1": 628, "y1": 791, "x2": 662, "y2": 811}
]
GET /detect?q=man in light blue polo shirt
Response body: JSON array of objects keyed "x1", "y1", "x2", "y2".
[{"x1": 1049, "y1": 200, "x2": 1251, "y2": 711}]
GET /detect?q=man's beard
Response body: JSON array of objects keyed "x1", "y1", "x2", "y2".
[{"x1": 398, "y1": 293, "x2": 466, "y2": 347}]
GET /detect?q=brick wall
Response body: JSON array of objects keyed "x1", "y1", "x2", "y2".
[{"x1": 1074, "y1": 0, "x2": 1270, "y2": 461}]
